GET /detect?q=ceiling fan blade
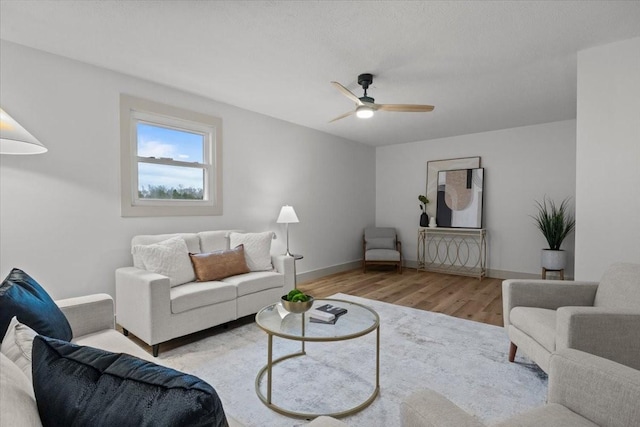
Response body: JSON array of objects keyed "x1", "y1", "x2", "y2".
[
  {"x1": 377, "y1": 104, "x2": 435, "y2": 112},
  {"x1": 331, "y1": 81, "x2": 363, "y2": 105},
  {"x1": 328, "y1": 110, "x2": 356, "y2": 123},
  {"x1": 361, "y1": 101, "x2": 380, "y2": 111}
]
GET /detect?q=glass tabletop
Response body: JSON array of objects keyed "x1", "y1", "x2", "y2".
[{"x1": 255, "y1": 298, "x2": 379, "y2": 341}]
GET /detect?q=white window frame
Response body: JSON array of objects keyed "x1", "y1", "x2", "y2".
[{"x1": 120, "y1": 94, "x2": 222, "y2": 217}]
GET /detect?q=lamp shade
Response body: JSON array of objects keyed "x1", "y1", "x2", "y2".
[
  {"x1": 0, "y1": 108, "x2": 47, "y2": 155},
  {"x1": 276, "y1": 205, "x2": 299, "y2": 224}
]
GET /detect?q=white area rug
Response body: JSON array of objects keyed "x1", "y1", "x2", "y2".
[{"x1": 161, "y1": 294, "x2": 547, "y2": 426}]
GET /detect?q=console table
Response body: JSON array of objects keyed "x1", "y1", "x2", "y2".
[{"x1": 417, "y1": 228, "x2": 487, "y2": 280}]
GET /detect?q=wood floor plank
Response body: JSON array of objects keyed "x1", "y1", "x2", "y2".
[{"x1": 298, "y1": 268, "x2": 504, "y2": 327}]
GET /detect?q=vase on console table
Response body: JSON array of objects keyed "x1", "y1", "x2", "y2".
[{"x1": 420, "y1": 212, "x2": 429, "y2": 227}]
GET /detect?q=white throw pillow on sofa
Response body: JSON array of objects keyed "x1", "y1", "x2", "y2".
[
  {"x1": 1, "y1": 316, "x2": 38, "y2": 381},
  {"x1": 132, "y1": 236, "x2": 196, "y2": 287},
  {"x1": 229, "y1": 231, "x2": 274, "y2": 271},
  {"x1": 0, "y1": 352, "x2": 42, "y2": 427}
]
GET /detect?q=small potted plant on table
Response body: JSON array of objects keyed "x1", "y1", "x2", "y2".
[{"x1": 419, "y1": 195, "x2": 430, "y2": 227}]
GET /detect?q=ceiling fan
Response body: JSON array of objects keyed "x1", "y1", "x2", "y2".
[{"x1": 329, "y1": 73, "x2": 434, "y2": 123}]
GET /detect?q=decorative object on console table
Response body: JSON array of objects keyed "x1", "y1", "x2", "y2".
[
  {"x1": 417, "y1": 228, "x2": 487, "y2": 280},
  {"x1": 426, "y1": 156, "x2": 480, "y2": 219},
  {"x1": 436, "y1": 168, "x2": 484, "y2": 229},
  {"x1": 531, "y1": 196, "x2": 575, "y2": 279},
  {"x1": 418, "y1": 195, "x2": 429, "y2": 227},
  {"x1": 0, "y1": 108, "x2": 48, "y2": 155},
  {"x1": 277, "y1": 205, "x2": 299, "y2": 257}
]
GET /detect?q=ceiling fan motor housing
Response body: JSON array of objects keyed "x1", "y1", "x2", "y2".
[{"x1": 358, "y1": 73, "x2": 373, "y2": 90}]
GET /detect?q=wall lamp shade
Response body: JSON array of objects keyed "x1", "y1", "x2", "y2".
[
  {"x1": 0, "y1": 108, "x2": 47, "y2": 155},
  {"x1": 356, "y1": 105, "x2": 374, "y2": 119},
  {"x1": 277, "y1": 205, "x2": 299, "y2": 224}
]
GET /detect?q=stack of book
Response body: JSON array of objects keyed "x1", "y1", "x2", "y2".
[{"x1": 308, "y1": 303, "x2": 348, "y2": 324}]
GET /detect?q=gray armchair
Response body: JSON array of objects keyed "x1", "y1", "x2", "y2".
[
  {"x1": 503, "y1": 262, "x2": 640, "y2": 373},
  {"x1": 400, "y1": 349, "x2": 640, "y2": 427},
  {"x1": 363, "y1": 227, "x2": 402, "y2": 274}
]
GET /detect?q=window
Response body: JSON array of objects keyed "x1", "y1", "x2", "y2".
[{"x1": 120, "y1": 95, "x2": 222, "y2": 217}]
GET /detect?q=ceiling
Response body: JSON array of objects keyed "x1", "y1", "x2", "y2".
[{"x1": 1, "y1": 1, "x2": 640, "y2": 147}]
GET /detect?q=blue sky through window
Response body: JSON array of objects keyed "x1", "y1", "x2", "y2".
[{"x1": 137, "y1": 123, "x2": 204, "y2": 190}]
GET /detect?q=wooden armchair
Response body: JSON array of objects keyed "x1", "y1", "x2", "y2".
[{"x1": 362, "y1": 227, "x2": 402, "y2": 274}]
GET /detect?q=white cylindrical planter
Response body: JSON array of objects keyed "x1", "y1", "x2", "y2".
[{"x1": 541, "y1": 249, "x2": 567, "y2": 270}]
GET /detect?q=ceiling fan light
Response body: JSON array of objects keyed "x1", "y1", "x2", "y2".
[{"x1": 356, "y1": 105, "x2": 374, "y2": 119}]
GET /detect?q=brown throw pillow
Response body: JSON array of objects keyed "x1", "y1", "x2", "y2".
[{"x1": 189, "y1": 245, "x2": 250, "y2": 282}]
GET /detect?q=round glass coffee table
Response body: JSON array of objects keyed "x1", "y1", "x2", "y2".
[{"x1": 255, "y1": 298, "x2": 380, "y2": 419}]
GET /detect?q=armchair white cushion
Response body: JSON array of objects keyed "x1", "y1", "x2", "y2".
[{"x1": 503, "y1": 262, "x2": 640, "y2": 373}]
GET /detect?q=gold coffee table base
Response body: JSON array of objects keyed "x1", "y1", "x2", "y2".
[
  {"x1": 254, "y1": 345, "x2": 380, "y2": 419},
  {"x1": 254, "y1": 299, "x2": 380, "y2": 419}
]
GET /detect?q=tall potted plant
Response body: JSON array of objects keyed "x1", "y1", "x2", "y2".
[
  {"x1": 532, "y1": 196, "x2": 576, "y2": 270},
  {"x1": 419, "y1": 195, "x2": 429, "y2": 227}
]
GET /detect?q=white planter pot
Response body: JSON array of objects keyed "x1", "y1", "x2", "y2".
[{"x1": 541, "y1": 249, "x2": 566, "y2": 270}]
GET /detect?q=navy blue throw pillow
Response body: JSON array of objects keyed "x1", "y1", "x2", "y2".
[
  {"x1": 0, "y1": 268, "x2": 72, "y2": 342},
  {"x1": 32, "y1": 336, "x2": 229, "y2": 427}
]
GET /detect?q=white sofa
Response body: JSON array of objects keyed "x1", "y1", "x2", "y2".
[
  {"x1": 0, "y1": 294, "x2": 243, "y2": 427},
  {"x1": 115, "y1": 230, "x2": 295, "y2": 356}
]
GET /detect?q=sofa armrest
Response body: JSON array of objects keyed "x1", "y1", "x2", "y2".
[
  {"x1": 548, "y1": 349, "x2": 640, "y2": 426},
  {"x1": 400, "y1": 389, "x2": 486, "y2": 427},
  {"x1": 115, "y1": 267, "x2": 171, "y2": 345},
  {"x1": 556, "y1": 306, "x2": 640, "y2": 370},
  {"x1": 502, "y1": 280, "x2": 598, "y2": 328},
  {"x1": 271, "y1": 254, "x2": 295, "y2": 292},
  {"x1": 56, "y1": 293, "x2": 115, "y2": 337}
]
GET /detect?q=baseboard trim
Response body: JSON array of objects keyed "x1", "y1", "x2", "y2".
[
  {"x1": 297, "y1": 261, "x2": 361, "y2": 284},
  {"x1": 299, "y1": 261, "x2": 571, "y2": 282}
]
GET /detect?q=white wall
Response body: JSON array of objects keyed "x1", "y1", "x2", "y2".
[
  {"x1": 575, "y1": 37, "x2": 640, "y2": 280},
  {"x1": 0, "y1": 41, "x2": 375, "y2": 299},
  {"x1": 376, "y1": 120, "x2": 577, "y2": 278}
]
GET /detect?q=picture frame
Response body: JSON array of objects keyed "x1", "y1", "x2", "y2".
[
  {"x1": 436, "y1": 168, "x2": 484, "y2": 228},
  {"x1": 426, "y1": 156, "x2": 481, "y2": 218}
]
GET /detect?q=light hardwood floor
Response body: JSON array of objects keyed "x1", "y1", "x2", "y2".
[{"x1": 298, "y1": 267, "x2": 504, "y2": 327}]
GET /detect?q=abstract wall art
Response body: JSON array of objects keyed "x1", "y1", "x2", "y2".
[
  {"x1": 436, "y1": 168, "x2": 484, "y2": 228},
  {"x1": 426, "y1": 156, "x2": 480, "y2": 218}
]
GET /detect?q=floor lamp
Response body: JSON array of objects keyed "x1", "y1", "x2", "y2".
[{"x1": 277, "y1": 205, "x2": 299, "y2": 257}]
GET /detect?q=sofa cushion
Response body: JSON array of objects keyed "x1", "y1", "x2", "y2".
[
  {"x1": 510, "y1": 307, "x2": 556, "y2": 352},
  {"x1": 494, "y1": 403, "x2": 598, "y2": 427},
  {"x1": 0, "y1": 268, "x2": 72, "y2": 342},
  {"x1": 132, "y1": 236, "x2": 196, "y2": 287},
  {"x1": 594, "y1": 262, "x2": 640, "y2": 309},
  {"x1": 222, "y1": 271, "x2": 284, "y2": 297},
  {"x1": 73, "y1": 329, "x2": 156, "y2": 362},
  {"x1": 198, "y1": 230, "x2": 242, "y2": 253},
  {"x1": 1, "y1": 316, "x2": 38, "y2": 380},
  {"x1": 0, "y1": 353, "x2": 42, "y2": 427},
  {"x1": 170, "y1": 281, "x2": 237, "y2": 314},
  {"x1": 132, "y1": 233, "x2": 200, "y2": 268},
  {"x1": 189, "y1": 245, "x2": 250, "y2": 282},
  {"x1": 365, "y1": 249, "x2": 400, "y2": 261},
  {"x1": 229, "y1": 231, "x2": 274, "y2": 271},
  {"x1": 32, "y1": 336, "x2": 229, "y2": 427}
]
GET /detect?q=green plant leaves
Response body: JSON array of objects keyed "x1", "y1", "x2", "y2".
[{"x1": 532, "y1": 197, "x2": 576, "y2": 250}]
